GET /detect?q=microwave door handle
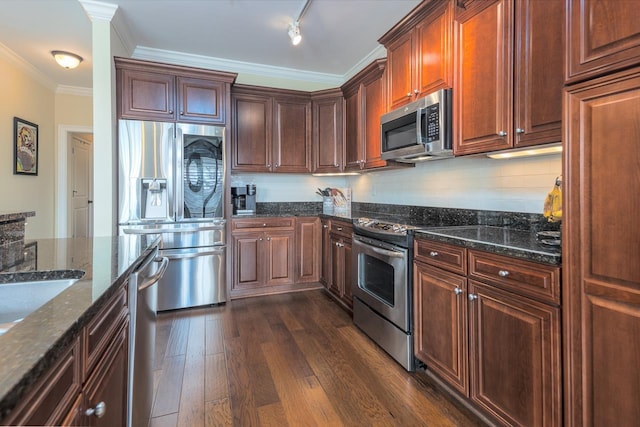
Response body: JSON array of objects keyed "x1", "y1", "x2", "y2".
[{"x1": 416, "y1": 107, "x2": 424, "y2": 145}]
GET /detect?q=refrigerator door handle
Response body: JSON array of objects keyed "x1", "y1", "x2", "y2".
[{"x1": 174, "y1": 125, "x2": 184, "y2": 221}]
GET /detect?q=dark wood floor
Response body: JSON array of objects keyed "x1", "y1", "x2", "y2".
[{"x1": 149, "y1": 290, "x2": 486, "y2": 427}]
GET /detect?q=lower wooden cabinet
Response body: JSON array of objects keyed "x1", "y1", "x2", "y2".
[
  {"x1": 414, "y1": 240, "x2": 561, "y2": 426},
  {"x1": 320, "y1": 218, "x2": 331, "y2": 286},
  {"x1": 327, "y1": 219, "x2": 354, "y2": 310},
  {"x1": 230, "y1": 217, "x2": 323, "y2": 298}
]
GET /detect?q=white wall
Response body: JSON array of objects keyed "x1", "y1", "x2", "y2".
[{"x1": 232, "y1": 153, "x2": 562, "y2": 214}]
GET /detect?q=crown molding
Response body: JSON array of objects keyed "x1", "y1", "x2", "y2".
[
  {"x1": 56, "y1": 85, "x2": 93, "y2": 96},
  {"x1": 132, "y1": 46, "x2": 345, "y2": 87},
  {"x1": 110, "y1": 7, "x2": 135, "y2": 56},
  {"x1": 0, "y1": 42, "x2": 56, "y2": 91},
  {"x1": 343, "y1": 45, "x2": 387, "y2": 82},
  {"x1": 78, "y1": 0, "x2": 118, "y2": 22}
]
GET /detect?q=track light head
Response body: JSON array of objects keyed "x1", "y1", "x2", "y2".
[{"x1": 288, "y1": 21, "x2": 301, "y2": 46}]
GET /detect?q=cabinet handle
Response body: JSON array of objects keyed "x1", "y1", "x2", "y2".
[
  {"x1": 429, "y1": 251, "x2": 438, "y2": 257},
  {"x1": 468, "y1": 294, "x2": 478, "y2": 301},
  {"x1": 454, "y1": 287, "x2": 463, "y2": 295},
  {"x1": 323, "y1": 225, "x2": 328, "y2": 229},
  {"x1": 85, "y1": 401, "x2": 106, "y2": 418},
  {"x1": 516, "y1": 128, "x2": 525, "y2": 134},
  {"x1": 337, "y1": 227, "x2": 342, "y2": 231},
  {"x1": 498, "y1": 131, "x2": 507, "y2": 137},
  {"x1": 498, "y1": 270, "x2": 510, "y2": 277}
]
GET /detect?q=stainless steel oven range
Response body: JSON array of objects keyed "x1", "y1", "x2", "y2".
[{"x1": 352, "y1": 217, "x2": 417, "y2": 371}]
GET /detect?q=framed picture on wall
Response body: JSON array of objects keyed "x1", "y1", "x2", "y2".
[{"x1": 14, "y1": 117, "x2": 38, "y2": 175}]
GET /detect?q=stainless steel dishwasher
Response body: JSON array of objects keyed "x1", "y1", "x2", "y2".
[{"x1": 127, "y1": 246, "x2": 168, "y2": 427}]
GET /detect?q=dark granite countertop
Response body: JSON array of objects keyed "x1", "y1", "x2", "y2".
[
  {"x1": 416, "y1": 226, "x2": 561, "y2": 266},
  {"x1": 0, "y1": 212, "x2": 35, "y2": 223},
  {"x1": 0, "y1": 235, "x2": 160, "y2": 419}
]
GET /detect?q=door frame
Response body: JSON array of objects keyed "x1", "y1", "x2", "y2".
[{"x1": 56, "y1": 125, "x2": 93, "y2": 238}]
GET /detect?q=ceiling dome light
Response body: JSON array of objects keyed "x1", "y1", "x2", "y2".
[
  {"x1": 51, "y1": 50, "x2": 83, "y2": 69},
  {"x1": 288, "y1": 21, "x2": 302, "y2": 46}
]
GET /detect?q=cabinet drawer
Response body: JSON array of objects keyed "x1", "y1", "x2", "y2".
[
  {"x1": 84, "y1": 284, "x2": 128, "y2": 378},
  {"x1": 415, "y1": 239, "x2": 467, "y2": 276},
  {"x1": 468, "y1": 250, "x2": 560, "y2": 305},
  {"x1": 232, "y1": 218, "x2": 295, "y2": 231},
  {"x1": 329, "y1": 220, "x2": 352, "y2": 238},
  {"x1": 4, "y1": 338, "x2": 82, "y2": 426}
]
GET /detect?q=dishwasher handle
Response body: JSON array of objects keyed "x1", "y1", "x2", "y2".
[{"x1": 138, "y1": 257, "x2": 169, "y2": 291}]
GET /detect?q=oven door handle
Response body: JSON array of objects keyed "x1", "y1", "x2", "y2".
[{"x1": 367, "y1": 246, "x2": 405, "y2": 258}]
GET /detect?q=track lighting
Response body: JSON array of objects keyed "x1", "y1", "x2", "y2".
[
  {"x1": 51, "y1": 51, "x2": 83, "y2": 69},
  {"x1": 288, "y1": 21, "x2": 302, "y2": 45}
]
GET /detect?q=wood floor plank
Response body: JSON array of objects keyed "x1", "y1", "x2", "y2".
[
  {"x1": 152, "y1": 354, "x2": 186, "y2": 417},
  {"x1": 205, "y1": 398, "x2": 232, "y2": 427},
  {"x1": 149, "y1": 413, "x2": 178, "y2": 427},
  {"x1": 154, "y1": 316, "x2": 173, "y2": 370},
  {"x1": 257, "y1": 402, "x2": 289, "y2": 426},
  {"x1": 177, "y1": 314, "x2": 206, "y2": 427},
  {"x1": 165, "y1": 315, "x2": 190, "y2": 357},
  {"x1": 205, "y1": 353, "x2": 228, "y2": 403},
  {"x1": 205, "y1": 319, "x2": 224, "y2": 355},
  {"x1": 224, "y1": 336, "x2": 261, "y2": 426}
]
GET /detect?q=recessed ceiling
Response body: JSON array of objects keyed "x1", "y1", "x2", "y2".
[{"x1": 0, "y1": 0, "x2": 421, "y2": 91}]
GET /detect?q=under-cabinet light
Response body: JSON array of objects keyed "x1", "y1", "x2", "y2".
[{"x1": 486, "y1": 144, "x2": 562, "y2": 159}]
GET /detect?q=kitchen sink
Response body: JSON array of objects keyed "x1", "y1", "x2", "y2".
[{"x1": 0, "y1": 275, "x2": 83, "y2": 335}]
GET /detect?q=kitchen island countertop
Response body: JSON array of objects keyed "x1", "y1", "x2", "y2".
[{"x1": 0, "y1": 234, "x2": 160, "y2": 420}]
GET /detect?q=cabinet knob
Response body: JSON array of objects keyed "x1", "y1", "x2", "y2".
[
  {"x1": 429, "y1": 251, "x2": 438, "y2": 257},
  {"x1": 498, "y1": 131, "x2": 507, "y2": 137},
  {"x1": 516, "y1": 128, "x2": 525, "y2": 134},
  {"x1": 406, "y1": 92, "x2": 412, "y2": 98},
  {"x1": 85, "y1": 401, "x2": 106, "y2": 418},
  {"x1": 468, "y1": 294, "x2": 478, "y2": 301},
  {"x1": 168, "y1": 110, "x2": 174, "y2": 114},
  {"x1": 275, "y1": 164, "x2": 280, "y2": 168},
  {"x1": 180, "y1": 111, "x2": 184, "y2": 115},
  {"x1": 259, "y1": 237, "x2": 263, "y2": 241},
  {"x1": 266, "y1": 236, "x2": 271, "y2": 241},
  {"x1": 262, "y1": 223, "x2": 267, "y2": 227},
  {"x1": 267, "y1": 164, "x2": 272, "y2": 168},
  {"x1": 414, "y1": 89, "x2": 419, "y2": 95},
  {"x1": 323, "y1": 225, "x2": 328, "y2": 228},
  {"x1": 335, "y1": 163, "x2": 339, "y2": 167},
  {"x1": 454, "y1": 287, "x2": 463, "y2": 295},
  {"x1": 498, "y1": 270, "x2": 510, "y2": 277},
  {"x1": 337, "y1": 227, "x2": 343, "y2": 231}
]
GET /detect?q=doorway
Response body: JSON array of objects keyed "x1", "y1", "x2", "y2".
[{"x1": 56, "y1": 126, "x2": 94, "y2": 238}]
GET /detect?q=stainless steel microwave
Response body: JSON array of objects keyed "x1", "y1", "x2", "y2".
[{"x1": 380, "y1": 88, "x2": 453, "y2": 162}]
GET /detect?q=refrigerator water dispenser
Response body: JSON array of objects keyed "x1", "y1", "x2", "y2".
[{"x1": 141, "y1": 178, "x2": 168, "y2": 219}]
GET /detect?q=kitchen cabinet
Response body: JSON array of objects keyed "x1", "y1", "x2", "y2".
[
  {"x1": 341, "y1": 59, "x2": 389, "y2": 171},
  {"x1": 566, "y1": 0, "x2": 640, "y2": 84},
  {"x1": 414, "y1": 239, "x2": 561, "y2": 426},
  {"x1": 564, "y1": 67, "x2": 640, "y2": 426},
  {"x1": 115, "y1": 57, "x2": 236, "y2": 125},
  {"x1": 312, "y1": 89, "x2": 344, "y2": 174},
  {"x1": 3, "y1": 280, "x2": 130, "y2": 427},
  {"x1": 231, "y1": 85, "x2": 311, "y2": 173},
  {"x1": 327, "y1": 219, "x2": 353, "y2": 310},
  {"x1": 453, "y1": 0, "x2": 563, "y2": 155},
  {"x1": 379, "y1": 0, "x2": 454, "y2": 110},
  {"x1": 295, "y1": 217, "x2": 321, "y2": 284}
]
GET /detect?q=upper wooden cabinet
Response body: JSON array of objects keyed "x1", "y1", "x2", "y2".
[
  {"x1": 312, "y1": 89, "x2": 344, "y2": 174},
  {"x1": 115, "y1": 57, "x2": 236, "y2": 125},
  {"x1": 379, "y1": 0, "x2": 454, "y2": 110},
  {"x1": 453, "y1": 0, "x2": 563, "y2": 155},
  {"x1": 341, "y1": 59, "x2": 389, "y2": 171},
  {"x1": 231, "y1": 85, "x2": 311, "y2": 173},
  {"x1": 566, "y1": 0, "x2": 640, "y2": 84}
]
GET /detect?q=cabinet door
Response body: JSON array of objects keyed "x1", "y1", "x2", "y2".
[
  {"x1": 414, "y1": 262, "x2": 468, "y2": 395},
  {"x1": 177, "y1": 77, "x2": 226, "y2": 125},
  {"x1": 343, "y1": 88, "x2": 362, "y2": 171},
  {"x1": 567, "y1": 0, "x2": 640, "y2": 83},
  {"x1": 119, "y1": 69, "x2": 176, "y2": 121},
  {"x1": 340, "y1": 238, "x2": 353, "y2": 309},
  {"x1": 83, "y1": 325, "x2": 128, "y2": 427},
  {"x1": 387, "y1": 31, "x2": 414, "y2": 110},
  {"x1": 468, "y1": 280, "x2": 561, "y2": 427},
  {"x1": 414, "y1": 0, "x2": 453, "y2": 98},
  {"x1": 264, "y1": 230, "x2": 295, "y2": 286},
  {"x1": 312, "y1": 94, "x2": 343, "y2": 173},
  {"x1": 362, "y1": 73, "x2": 386, "y2": 169},
  {"x1": 329, "y1": 234, "x2": 342, "y2": 298},
  {"x1": 296, "y1": 218, "x2": 321, "y2": 284},
  {"x1": 320, "y1": 219, "x2": 331, "y2": 287},
  {"x1": 231, "y1": 93, "x2": 272, "y2": 172},
  {"x1": 273, "y1": 96, "x2": 311, "y2": 172},
  {"x1": 232, "y1": 232, "x2": 263, "y2": 289},
  {"x1": 454, "y1": 0, "x2": 513, "y2": 155},
  {"x1": 513, "y1": 0, "x2": 563, "y2": 148},
  {"x1": 565, "y1": 69, "x2": 640, "y2": 426}
]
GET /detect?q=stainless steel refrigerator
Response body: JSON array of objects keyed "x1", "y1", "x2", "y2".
[{"x1": 118, "y1": 119, "x2": 227, "y2": 311}]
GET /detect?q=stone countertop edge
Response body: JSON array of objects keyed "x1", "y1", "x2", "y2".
[
  {"x1": 0, "y1": 236, "x2": 160, "y2": 421},
  {"x1": 0, "y1": 212, "x2": 35, "y2": 223},
  {"x1": 415, "y1": 228, "x2": 561, "y2": 266}
]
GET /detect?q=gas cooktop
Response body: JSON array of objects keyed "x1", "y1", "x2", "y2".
[{"x1": 354, "y1": 217, "x2": 419, "y2": 236}]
